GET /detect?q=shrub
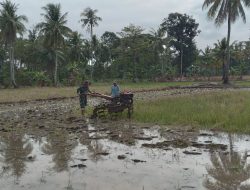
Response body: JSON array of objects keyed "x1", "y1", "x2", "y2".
[{"x1": 17, "y1": 70, "x2": 52, "y2": 86}]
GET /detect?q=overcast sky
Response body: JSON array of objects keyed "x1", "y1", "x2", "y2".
[{"x1": 12, "y1": 0, "x2": 250, "y2": 49}]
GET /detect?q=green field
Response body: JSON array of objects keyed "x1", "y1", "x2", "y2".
[
  {"x1": 133, "y1": 90, "x2": 250, "y2": 133},
  {"x1": 233, "y1": 80, "x2": 250, "y2": 87}
]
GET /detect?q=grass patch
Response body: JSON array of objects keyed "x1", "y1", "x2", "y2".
[
  {"x1": 91, "y1": 81, "x2": 195, "y2": 93},
  {"x1": 133, "y1": 91, "x2": 250, "y2": 133},
  {"x1": 0, "y1": 81, "x2": 194, "y2": 103},
  {"x1": 233, "y1": 80, "x2": 250, "y2": 87},
  {"x1": 71, "y1": 105, "x2": 94, "y2": 117},
  {"x1": 0, "y1": 87, "x2": 75, "y2": 103}
]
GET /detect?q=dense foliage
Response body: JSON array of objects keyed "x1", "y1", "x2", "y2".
[{"x1": 0, "y1": 1, "x2": 250, "y2": 87}]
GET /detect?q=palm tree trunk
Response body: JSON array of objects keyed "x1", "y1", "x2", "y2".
[
  {"x1": 0, "y1": 60, "x2": 2, "y2": 84},
  {"x1": 90, "y1": 25, "x2": 93, "y2": 40},
  {"x1": 108, "y1": 47, "x2": 112, "y2": 64},
  {"x1": 90, "y1": 24, "x2": 94, "y2": 81},
  {"x1": 153, "y1": 49, "x2": 159, "y2": 72},
  {"x1": 224, "y1": 7, "x2": 231, "y2": 84},
  {"x1": 54, "y1": 51, "x2": 58, "y2": 86},
  {"x1": 180, "y1": 45, "x2": 183, "y2": 79},
  {"x1": 10, "y1": 44, "x2": 17, "y2": 88},
  {"x1": 90, "y1": 60, "x2": 94, "y2": 81},
  {"x1": 222, "y1": 56, "x2": 226, "y2": 80},
  {"x1": 161, "y1": 54, "x2": 164, "y2": 75},
  {"x1": 133, "y1": 52, "x2": 137, "y2": 82}
]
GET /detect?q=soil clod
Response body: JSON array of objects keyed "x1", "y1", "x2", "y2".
[
  {"x1": 117, "y1": 155, "x2": 126, "y2": 160},
  {"x1": 132, "y1": 159, "x2": 146, "y2": 163},
  {"x1": 70, "y1": 164, "x2": 87, "y2": 168},
  {"x1": 183, "y1": 150, "x2": 202, "y2": 155}
]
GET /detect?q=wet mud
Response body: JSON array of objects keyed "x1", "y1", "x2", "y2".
[{"x1": 0, "y1": 89, "x2": 250, "y2": 190}]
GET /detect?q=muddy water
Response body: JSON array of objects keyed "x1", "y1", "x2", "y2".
[{"x1": 0, "y1": 122, "x2": 250, "y2": 190}]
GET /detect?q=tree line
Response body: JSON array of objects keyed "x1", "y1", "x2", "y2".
[{"x1": 0, "y1": 0, "x2": 249, "y2": 87}]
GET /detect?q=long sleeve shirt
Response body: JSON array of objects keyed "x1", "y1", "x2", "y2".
[{"x1": 111, "y1": 85, "x2": 120, "y2": 97}]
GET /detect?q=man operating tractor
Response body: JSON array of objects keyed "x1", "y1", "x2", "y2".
[{"x1": 77, "y1": 81, "x2": 92, "y2": 116}]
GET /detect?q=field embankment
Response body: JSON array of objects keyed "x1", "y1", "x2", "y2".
[{"x1": 0, "y1": 81, "x2": 194, "y2": 103}]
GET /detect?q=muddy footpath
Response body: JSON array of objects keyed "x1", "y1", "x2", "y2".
[{"x1": 0, "y1": 88, "x2": 250, "y2": 190}]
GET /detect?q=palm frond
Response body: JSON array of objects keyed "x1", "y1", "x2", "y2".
[
  {"x1": 36, "y1": 3, "x2": 71, "y2": 48},
  {"x1": 203, "y1": 0, "x2": 249, "y2": 26},
  {"x1": 238, "y1": 1, "x2": 246, "y2": 23},
  {"x1": 80, "y1": 7, "x2": 102, "y2": 34},
  {"x1": 203, "y1": 0, "x2": 217, "y2": 9},
  {"x1": 242, "y1": 0, "x2": 250, "y2": 6},
  {"x1": 0, "y1": 0, "x2": 27, "y2": 43}
]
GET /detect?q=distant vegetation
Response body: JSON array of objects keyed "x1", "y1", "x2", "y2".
[{"x1": 0, "y1": 0, "x2": 250, "y2": 88}]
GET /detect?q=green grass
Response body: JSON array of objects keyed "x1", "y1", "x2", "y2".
[
  {"x1": 233, "y1": 80, "x2": 250, "y2": 87},
  {"x1": 91, "y1": 81, "x2": 195, "y2": 92},
  {"x1": 0, "y1": 81, "x2": 194, "y2": 103},
  {"x1": 133, "y1": 91, "x2": 250, "y2": 133},
  {"x1": 0, "y1": 87, "x2": 75, "y2": 103}
]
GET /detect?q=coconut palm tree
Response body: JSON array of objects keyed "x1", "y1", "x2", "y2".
[
  {"x1": 80, "y1": 7, "x2": 102, "y2": 80},
  {"x1": 0, "y1": 0, "x2": 27, "y2": 88},
  {"x1": 67, "y1": 31, "x2": 84, "y2": 64},
  {"x1": 202, "y1": 0, "x2": 250, "y2": 84},
  {"x1": 36, "y1": 3, "x2": 71, "y2": 86},
  {"x1": 28, "y1": 28, "x2": 38, "y2": 42},
  {"x1": 80, "y1": 7, "x2": 102, "y2": 39}
]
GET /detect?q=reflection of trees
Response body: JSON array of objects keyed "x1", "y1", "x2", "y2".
[
  {"x1": 0, "y1": 132, "x2": 33, "y2": 180},
  {"x1": 79, "y1": 131, "x2": 107, "y2": 162},
  {"x1": 42, "y1": 130, "x2": 77, "y2": 172},
  {"x1": 109, "y1": 123, "x2": 137, "y2": 146},
  {"x1": 78, "y1": 131, "x2": 91, "y2": 146},
  {"x1": 78, "y1": 122, "x2": 141, "y2": 162},
  {"x1": 87, "y1": 140, "x2": 106, "y2": 162},
  {"x1": 204, "y1": 134, "x2": 250, "y2": 190}
]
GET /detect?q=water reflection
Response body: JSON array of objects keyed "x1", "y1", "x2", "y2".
[
  {"x1": 78, "y1": 125, "x2": 108, "y2": 162},
  {"x1": 1, "y1": 123, "x2": 250, "y2": 190},
  {"x1": 204, "y1": 134, "x2": 250, "y2": 190},
  {"x1": 87, "y1": 140, "x2": 107, "y2": 162},
  {"x1": 0, "y1": 132, "x2": 33, "y2": 182},
  {"x1": 41, "y1": 129, "x2": 77, "y2": 172},
  {"x1": 108, "y1": 123, "x2": 138, "y2": 146}
]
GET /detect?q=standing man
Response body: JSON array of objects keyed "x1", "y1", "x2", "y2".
[
  {"x1": 77, "y1": 81, "x2": 92, "y2": 116},
  {"x1": 111, "y1": 82, "x2": 120, "y2": 98}
]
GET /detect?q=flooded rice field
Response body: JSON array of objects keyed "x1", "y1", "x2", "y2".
[
  {"x1": 0, "y1": 90, "x2": 250, "y2": 190},
  {"x1": 1, "y1": 122, "x2": 250, "y2": 190}
]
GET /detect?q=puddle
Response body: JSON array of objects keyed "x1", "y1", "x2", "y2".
[{"x1": 0, "y1": 122, "x2": 250, "y2": 190}]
